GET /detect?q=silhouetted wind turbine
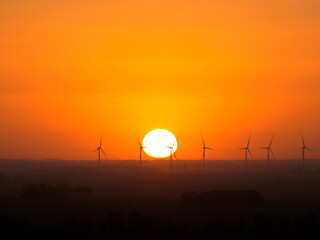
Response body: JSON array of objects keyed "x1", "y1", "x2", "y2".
[
  {"x1": 167, "y1": 139, "x2": 178, "y2": 175},
  {"x1": 201, "y1": 136, "x2": 214, "y2": 169},
  {"x1": 300, "y1": 133, "x2": 312, "y2": 172},
  {"x1": 136, "y1": 136, "x2": 146, "y2": 167},
  {"x1": 240, "y1": 133, "x2": 253, "y2": 174},
  {"x1": 94, "y1": 136, "x2": 107, "y2": 168},
  {"x1": 259, "y1": 134, "x2": 275, "y2": 170}
]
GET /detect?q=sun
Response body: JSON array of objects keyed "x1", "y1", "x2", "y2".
[{"x1": 142, "y1": 129, "x2": 178, "y2": 158}]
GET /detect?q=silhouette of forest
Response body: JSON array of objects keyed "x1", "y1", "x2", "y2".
[{"x1": 0, "y1": 159, "x2": 320, "y2": 239}]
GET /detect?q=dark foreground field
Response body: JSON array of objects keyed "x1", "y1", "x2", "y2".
[{"x1": 0, "y1": 159, "x2": 320, "y2": 239}]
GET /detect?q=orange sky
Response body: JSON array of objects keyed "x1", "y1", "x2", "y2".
[{"x1": 0, "y1": 0, "x2": 319, "y2": 160}]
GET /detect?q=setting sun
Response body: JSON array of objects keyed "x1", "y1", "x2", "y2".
[{"x1": 142, "y1": 129, "x2": 178, "y2": 158}]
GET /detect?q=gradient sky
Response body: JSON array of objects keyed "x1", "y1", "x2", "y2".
[{"x1": 0, "y1": 0, "x2": 319, "y2": 160}]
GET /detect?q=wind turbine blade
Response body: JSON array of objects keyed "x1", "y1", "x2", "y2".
[
  {"x1": 201, "y1": 135, "x2": 206, "y2": 147},
  {"x1": 306, "y1": 147, "x2": 312, "y2": 152},
  {"x1": 135, "y1": 135, "x2": 142, "y2": 147},
  {"x1": 174, "y1": 152, "x2": 177, "y2": 160},
  {"x1": 270, "y1": 149, "x2": 276, "y2": 160},
  {"x1": 206, "y1": 147, "x2": 214, "y2": 150},
  {"x1": 301, "y1": 132, "x2": 305, "y2": 147},
  {"x1": 171, "y1": 136, "x2": 179, "y2": 148},
  {"x1": 269, "y1": 134, "x2": 274, "y2": 148},
  {"x1": 101, "y1": 148, "x2": 108, "y2": 160},
  {"x1": 93, "y1": 149, "x2": 98, "y2": 152},
  {"x1": 247, "y1": 132, "x2": 251, "y2": 148},
  {"x1": 100, "y1": 136, "x2": 102, "y2": 148},
  {"x1": 248, "y1": 149, "x2": 254, "y2": 160}
]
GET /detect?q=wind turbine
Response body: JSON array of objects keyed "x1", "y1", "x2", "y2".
[
  {"x1": 259, "y1": 134, "x2": 276, "y2": 170},
  {"x1": 136, "y1": 136, "x2": 146, "y2": 167},
  {"x1": 240, "y1": 133, "x2": 254, "y2": 174},
  {"x1": 167, "y1": 139, "x2": 178, "y2": 175},
  {"x1": 300, "y1": 133, "x2": 312, "y2": 172},
  {"x1": 94, "y1": 136, "x2": 107, "y2": 169},
  {"x1": 201, "y1": 136, "x2": 214, "y2": 169}
]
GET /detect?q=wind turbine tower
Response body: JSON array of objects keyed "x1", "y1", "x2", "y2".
[
  {"x1": 167, "y1": 140, "x2": 178, "y2": 175},
  {"x1": 201, "y1": 136, "x2": 214, "y2": 169},
  {"x1": 240, "y1": 133, "x2": 254, "y2": 175},
  {"x1": 136, "y1": 136, "x2": 146, "y2": 167},
  {"x1": 94, "y1": 136, "x2": 107, "y2": 168},
  {"x1": 301, "y1": 133, "x2": 312, "y2": 172},
  {"x1": 259, "y1": 134, "x2": 276, "y2": 170}
]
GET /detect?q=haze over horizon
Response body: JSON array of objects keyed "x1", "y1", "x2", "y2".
[{"x1": 0, "y1": 0, "x2": 319, "y2": 160}]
